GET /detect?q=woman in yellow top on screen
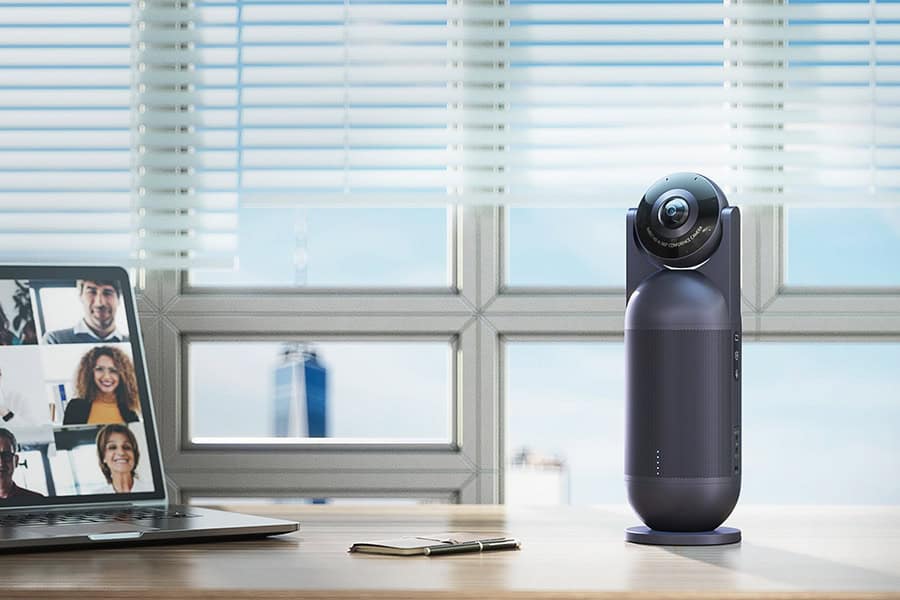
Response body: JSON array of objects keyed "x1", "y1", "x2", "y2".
[{"x1": 63, "y1": 346, "x2": 141, "y2": 425}]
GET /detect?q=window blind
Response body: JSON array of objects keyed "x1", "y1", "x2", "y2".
[
  {"x1": 198, "y1": 0, "x2": 900, "y2": 207},
  {"x1": 728, "y1": 0, "x2": 898, "y2": 205},
  {"x1": 3, "y1": 1, "x2": 897, "y2": 266},
  {"x1": 135, "y1": 0, "x2": 237, "y2": 267},
  {"x1": 0, "y1": 0, "x2": 234, "y2": 268}
]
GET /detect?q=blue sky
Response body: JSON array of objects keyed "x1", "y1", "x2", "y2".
[
  {"x1": 506, "y1": 341, "x2": 900, "y2": 505},
  {"x1": 193, "y1": 205, "x2": 900, "y2": 287},
  {"x1": 786, "y1": 207, "x2": 900, "y2": 286},
  {"x1": 191, "y1": 207, "x2": 449, "y2": 287}
]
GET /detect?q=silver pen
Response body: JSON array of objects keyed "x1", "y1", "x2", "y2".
[{"x1": 424, "y1": 538, "x2": 520, "y2": 556}]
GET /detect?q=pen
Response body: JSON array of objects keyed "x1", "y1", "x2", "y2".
[{"x1": 424, "y1": 539, "x2": 520, "y2": 556}]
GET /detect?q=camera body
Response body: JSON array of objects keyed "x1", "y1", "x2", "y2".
[{"x1": 625, "y1": 173, "x2": 741, "y2": 534}]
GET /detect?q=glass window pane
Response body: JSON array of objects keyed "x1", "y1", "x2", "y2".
[
  {"x1": 189, "y1": 341, "x2": 451, "y2": 443},
  {"x1": 742, "y1": 342, "x2": 900, "y2": 504},
  {"x1": 506, "y1": 208, "x2": 626, "y2": 287},
  {"x1": 190, "y1": 207, "x2": 449, "y2": 287},
  {"x1": 505, "y1": 342, "x2": 625, "y2": 505},
  {"x1": 505, "y1": 341, "x2": 900, "y2": 506},
  {"x1": 786, "y1": 207, "x2": 900, "y2": 286}
]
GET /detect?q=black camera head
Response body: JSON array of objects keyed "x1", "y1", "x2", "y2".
[{"x1": 634, "y1": 172, "x2": 728, "y2": 269}]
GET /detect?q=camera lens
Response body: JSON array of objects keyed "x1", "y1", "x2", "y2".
[
  {"x1": 634, "y1": 173, "x2": 727, "y2": 268},
  {"x1": 659, "y1": 197, "x2": 689, "y2": 229}
]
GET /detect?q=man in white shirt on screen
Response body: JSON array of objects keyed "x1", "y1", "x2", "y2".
[{"x1": 43, "y1": 280, "x2": 129, "y2": 344}]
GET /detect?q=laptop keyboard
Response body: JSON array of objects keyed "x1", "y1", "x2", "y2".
[{"x1": 0, "y1": 508, "x2": 198, "y2": 528}]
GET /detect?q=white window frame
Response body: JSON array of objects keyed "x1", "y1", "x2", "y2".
[{"x1": 137, "y1": 204, "x2": 900, "y2": 504}]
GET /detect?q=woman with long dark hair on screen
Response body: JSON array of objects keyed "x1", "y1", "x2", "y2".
[{"x1": 63, "y1": 346, "x2": 141, "y2": 425}]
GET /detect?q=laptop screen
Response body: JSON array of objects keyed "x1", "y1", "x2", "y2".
[{"x1": 0, "y1": 266, "x2": 165, "y2": 507}]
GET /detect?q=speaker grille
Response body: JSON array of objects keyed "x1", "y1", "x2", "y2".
[{"x1": 626, "y1": 329, "x2": 733, "y2": 478}]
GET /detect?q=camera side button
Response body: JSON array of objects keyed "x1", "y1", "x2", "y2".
[{"x1": 732, "y1": 331, "x2": 741, "y2": 380}]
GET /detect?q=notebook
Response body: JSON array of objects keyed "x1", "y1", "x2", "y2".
[{"x1": 0, "y1": 265, "x2": 298, "y2": 551}]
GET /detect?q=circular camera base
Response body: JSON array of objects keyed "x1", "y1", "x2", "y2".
[{"x1": 625, "y1": 526, "x2": 741, "y2": 546}]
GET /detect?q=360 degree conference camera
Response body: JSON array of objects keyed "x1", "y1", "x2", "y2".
[{"x1": 624, "y1": 173, "x2": 742, "y2": 546}]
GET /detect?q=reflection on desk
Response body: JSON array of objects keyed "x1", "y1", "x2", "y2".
[{"x1": 3, "y1": 504, "x2": 900, "y2": 599}]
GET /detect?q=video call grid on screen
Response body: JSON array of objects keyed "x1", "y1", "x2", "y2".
[{"x1": 0, "y1": 268, "x2": 164, "y2": 507}]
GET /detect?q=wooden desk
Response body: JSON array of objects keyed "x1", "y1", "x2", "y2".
[{"x1": 3, "y1": 504, "x2": 900, "y2": 599}]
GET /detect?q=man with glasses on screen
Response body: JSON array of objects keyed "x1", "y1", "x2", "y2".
[
  {"x1": 0, "y1": 428, "x2": 43, "y2": 500},
  {"x1": 44, "y1": 280, "x2": 129, "y2": 344}
]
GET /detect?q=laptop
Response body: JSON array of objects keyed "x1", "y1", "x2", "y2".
[{"x1": 0, "y1": 265, "x2": 298, "y2": 551}]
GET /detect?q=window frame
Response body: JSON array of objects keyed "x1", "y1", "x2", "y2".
[
  {"x1": 759, "y1": 206, "x2": 900, "y2": 337},
  {"x1": 138, "y1": 204, "x2": 900, "y2": 504}
]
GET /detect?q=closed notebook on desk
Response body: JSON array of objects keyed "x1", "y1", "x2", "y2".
[{"x1": 349, "y1": 532, "x2": 519, "y2": 556}]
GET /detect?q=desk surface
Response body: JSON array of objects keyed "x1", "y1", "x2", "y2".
[{"x1": 4, "y1": 504, "x2": 900, "y2": 599}]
